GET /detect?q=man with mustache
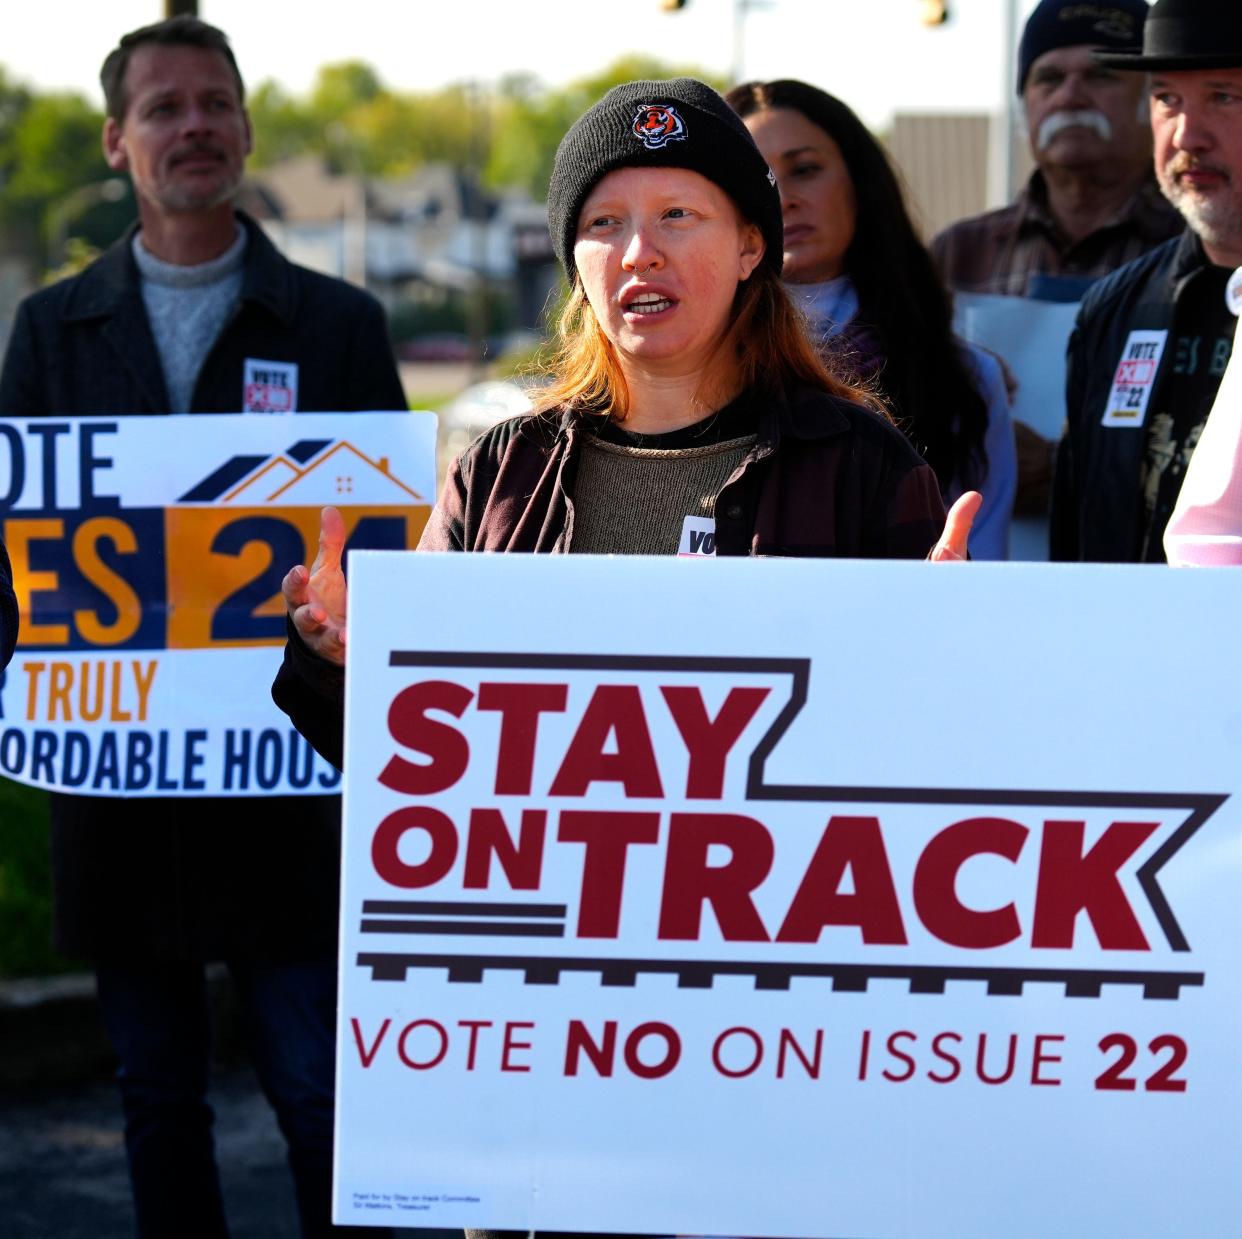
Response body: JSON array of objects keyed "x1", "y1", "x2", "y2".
[
  {"x1": 932, "y1": 0, "x2": 1181, "y2": 520},
  {"x1": 1051, "y1": 0, "x2": 1242, "y2": 562},
  {"x1": 0, "y1": 15, "x2": 403, "y2": 1239}
]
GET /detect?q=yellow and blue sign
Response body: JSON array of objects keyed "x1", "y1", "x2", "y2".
[{"x1": 0, "y1": 413, "x2": 436, "y2": 795}]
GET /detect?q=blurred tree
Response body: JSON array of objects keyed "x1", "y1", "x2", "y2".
[
  {"x1": 0, "y1": 52, "x2": 725, "y2": 260},
  {"x1": 0, "y1": 80, "x2": 120, "y2": 266},
  {"x1": 42, "y1": 235, "x2": 103, "y2": 285},
  {"x1": 0, "y1": 66, "x2": 33, "y2": 165},
  {"x1": 348, "y1": 85, "x2": 476, "y2": 176},
  {"x1": 249, "y1": 63, "x2": 478, "y2": 176},
  {"x1": 309, "y1": 60, "x2": 383, "y2": 120},
  {"x1": 248, "y1": 80, "x2": 321, "y2": 166},
  {"x1": 244, "y1": 56, "x2": 720, "y2": 198}
]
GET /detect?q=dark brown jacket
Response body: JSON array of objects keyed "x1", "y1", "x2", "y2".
[
  {"x1": 274, "y1": 385, "x2": 946, "y2": 768},
  {"x1": 424, "y1": 385, "x2": 943, "y2": 556}
]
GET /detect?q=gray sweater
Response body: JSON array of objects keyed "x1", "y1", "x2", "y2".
[{"x1": 133, "y1": 226, "x2": 247, "y2": 413}]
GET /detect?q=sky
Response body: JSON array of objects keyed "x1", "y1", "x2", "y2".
[{"x1": 3, "y1": 0, "x2": 1048, "y2": 132}]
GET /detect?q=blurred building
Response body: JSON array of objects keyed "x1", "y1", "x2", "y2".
[
  {"x1": 245, "y1": 156, "x2": 559, "y2": 335},
  {"x1": 887, "y1": 111, "x2": 1032, "y2": 241}
]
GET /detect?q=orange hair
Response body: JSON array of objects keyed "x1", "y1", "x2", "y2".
[{"x1": 536, "y1": 264, "x2": 874, "y2": 420}]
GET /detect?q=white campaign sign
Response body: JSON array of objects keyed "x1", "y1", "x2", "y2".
[
  {"x1": 337, "y1": 553, "x2": 1242, "y2": 1237},
  {"x1": 0, "y1": 413, "x2": 435, "y2": 796}
]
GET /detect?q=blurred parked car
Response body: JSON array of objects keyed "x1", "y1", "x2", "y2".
[
  {"x1": 397, "y1": 332, "x2": 474, "y2": 362},
  {"x1": 433, "y1": 379, "x2": 541, "y2": 478}
]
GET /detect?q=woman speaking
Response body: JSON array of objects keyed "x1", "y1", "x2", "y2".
[{"x1": 274, "y1": 78, "x2": 976, "y2": 769}]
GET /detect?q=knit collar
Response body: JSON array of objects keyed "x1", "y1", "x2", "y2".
[
  {"x1": 131, "y1": 223, "x2": 247, "y2": 289},
  {"x1": 62, "y1": 211, "x2": 299, "y2": 326},
  {"x1": 553, "y1": 382, "x2": 853, "y2": 448}
]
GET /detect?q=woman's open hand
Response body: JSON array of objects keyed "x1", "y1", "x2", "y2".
[
  {"x1": 283, "y1": 506, "x2": 348, "y2": 666},
  {"x1": 929, "y1": 490, "x2": 982, "y2": 562}
]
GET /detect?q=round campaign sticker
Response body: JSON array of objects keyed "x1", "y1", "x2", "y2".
[{"x1": 1227, "y1": 267, "x2": 1242, "y2": 317}]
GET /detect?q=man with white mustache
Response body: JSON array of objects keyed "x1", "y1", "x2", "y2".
[
  {"x1": 1051, "y1": 0, "x2": 1242, "y2": 562},
  {"x1": 932, "y1": 0, "x2": 1180, "y2": 520}
]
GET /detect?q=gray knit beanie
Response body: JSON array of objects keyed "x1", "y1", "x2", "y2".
[{"x1": 547, "y1": 77, "x2": 783, "y2": 280}]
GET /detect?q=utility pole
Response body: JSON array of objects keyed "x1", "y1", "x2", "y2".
[
  {"x1": 987, "y1": 0, "x2": 1021, "y2": 206},
  {"x1": 164, "y1": 0, "x2": 198, "y2": 16},
  {"x1": 658, "y1": 0, "x2": 771, "y2": 86},
  {"x1": 466, "y1": 81, "x2": 491, "y2": 385}
]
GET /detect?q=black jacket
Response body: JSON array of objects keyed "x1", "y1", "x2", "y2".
[
  {"x1": 0, "y1": 537, "x2": 15, "y2": 671},
  {"x1": 0, "y1": 212, "x2": 407, "y2": 960},
  {"x1": 273, "y1": 387, "x2": 946, "y2": 771},
  {"x1": 1051, "y1": 228, "x2": 1206, "y2": 562}
]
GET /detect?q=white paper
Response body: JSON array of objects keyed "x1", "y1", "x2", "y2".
[{"x1": 336, "y1": 553, "x2": 1242, "y2": 1237}]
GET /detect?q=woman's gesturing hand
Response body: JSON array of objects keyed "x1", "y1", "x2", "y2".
[
  {"x1": 929, "y1": 490, "x2": 982, "y2": 562},
  {"x1": 283, "y1": 506, "x2": 349, "y2": 666}
]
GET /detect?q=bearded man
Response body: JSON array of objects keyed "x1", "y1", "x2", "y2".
[
  {"x1": 1051, "y1": 0, "x2": 1242, "y2": 562},
  {"x1": 932, "y1": 0, "x2": 1182, "y2": 520}
]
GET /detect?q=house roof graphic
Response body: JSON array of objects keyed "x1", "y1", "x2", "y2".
[{"x1": 178, "y1": 438, "x2": 424, "y2": 506}]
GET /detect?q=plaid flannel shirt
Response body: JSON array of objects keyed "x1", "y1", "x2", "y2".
[{"x1": 930, "y1": 172, "x2": 1183, "y2": 299}]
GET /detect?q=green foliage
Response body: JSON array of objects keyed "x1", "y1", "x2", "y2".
[
  {"x1": 0, "y1": 65, "x2": 32, "y2": 165},
  {"x1": 248, "y1": 56, "x2": 721, "y2": 193},
  {"x1": 0, "y1": 53, "x2": 726, "y2": 270},
  {"x1": 43, "y1": 236, "x2": 103, "y2": 285},
  {"x1": 0, "y1": 68, "x2": 113, "y2": 266},
  {"x1": 0, "y1": 66, "x2": 33, "y2": 191},
  {"x1": 249, "y1": 62, "x2": 478, "y2": 177},
  {"x1": 4, "y1": 93, "x2": 103, "y2": 206},
  {"x1": 310, "y1": 60, "x2": 384, "y2": 118},
  {"x1": 387, "y1": 285, "x2": 517, "y2": 343},
  {"x1": 488, "y1": 56, "x2": 725, "y2": 199},
  {"x1": 247, "y1": 80, "x2": 321, "y2": 167},
  {"x1": 0, "y1": 780, "x2": 75, "y2": 979}
]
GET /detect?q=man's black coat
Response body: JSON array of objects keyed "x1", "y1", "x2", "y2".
[{"x1": 0, "y1": 212, "x2": 407, "y2": 959}]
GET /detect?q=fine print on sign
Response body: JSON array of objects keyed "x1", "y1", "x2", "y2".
[
  {"x1": 336, "y1": 553, "x2": 1242, "y2": 1238},
  {"x1": 0, "y1": 413, "x2": 435, "y2": 796}
]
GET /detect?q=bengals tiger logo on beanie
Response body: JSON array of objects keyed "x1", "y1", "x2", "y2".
[
  {"x1": 547, "y1": 77, "x2": 783, "y2": 280},
  {"x1": 632, "y1": 103, "x2": 687, "y2": 150}
]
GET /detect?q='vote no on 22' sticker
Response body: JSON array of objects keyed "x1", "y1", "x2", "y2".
[
  {"x1": 678, "y1": 515, "x2": 716, "y2": 557},
  {"x1": 1102, "y1": 329, "x2": 1168, "y2": 428}
]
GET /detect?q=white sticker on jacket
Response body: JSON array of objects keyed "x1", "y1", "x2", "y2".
[
  {"x1": 243, "y1": 358, "x2": 299, "y2": 413},
  {"x1": 678, "y1": 515, "x2": 716, "y2": 557},
  {"x1": 1227, "y1": 267, "x2": 1242, "y2": 317},
  {"x1": 1101, "y1": 330, "x2": 1167, "y2": 428}
]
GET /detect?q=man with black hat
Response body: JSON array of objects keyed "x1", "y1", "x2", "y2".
[
  {"x1": 932, "y1": 0, "x2": 1182, "y2": 521},
  {"x1": 1051, "y1": 0, "x2": 1242, "y2": 562}
]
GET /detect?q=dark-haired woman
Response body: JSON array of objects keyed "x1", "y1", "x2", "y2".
[
  {"x1": 275, "y1": 77, "x2": 976, "y2": 762},
  {"x1": 727, "y1": 79, "x2": 1016, "y2": 560}
]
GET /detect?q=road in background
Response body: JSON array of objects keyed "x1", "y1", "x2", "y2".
[{"x1": 0, "y1": 1064, "x2": 460, "y2": 1239}]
